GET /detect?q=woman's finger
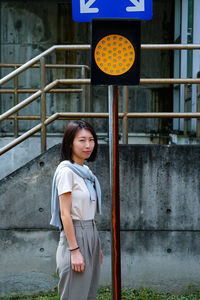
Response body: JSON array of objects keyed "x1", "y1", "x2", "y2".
[
  {"x1": 73, "y1": 264, "x2": 82, "y2": 272},
  {"x1": 74, "y1": 264, "x2": 78, "y2": 272},
  {"x1": 80, "y1": 263, "x2": 85, "y2": 272}
]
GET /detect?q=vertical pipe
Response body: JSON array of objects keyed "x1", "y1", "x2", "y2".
[
  {"x1": 88, "y1": 83, "x2": 91, "y2": 112},
  {"x1": 123, "y1": 86, "x2": 129, "y2": 144},
  {"x1": 180, "y1": 0, "x2": 188, "y2": 131},
  {"x1": 87, "y1": 66, "x2": 91, "y2": 113},
  {"x1": 191, "y1": 0, "x2": 200, "y2": 131},
  {"x1": 14, "y1": 67, "x2": 18, "y2": 137},
  {"x1": 81, "y1": 66, "x2": 86, "y2": 112},
  {"x1": 88, "y1": 80, "x2": 92, "y2": 126},
  {"x1": 109, "y1": 85, "x2": 121, "y2": 300},
  {"x1": 197, "y1": 72, "x2": 200, "y2": 137},
  {"x1": 40, "y1": 57, "x2": 46, "y2": 152},
  {"x1": 173, "y1": 0, "x2": 181, "y2": 131},
  {"x1": 184, "y1": 84, "x2": 188, "y2": 135}
]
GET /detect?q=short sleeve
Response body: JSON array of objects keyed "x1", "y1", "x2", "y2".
[{"x1": 56, "y1": 167, "x2": 73, "y2": 196}]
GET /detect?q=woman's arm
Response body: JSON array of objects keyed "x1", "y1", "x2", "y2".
[{"x1": 59, "y1": 192, "x2": 85, "y2": 273}]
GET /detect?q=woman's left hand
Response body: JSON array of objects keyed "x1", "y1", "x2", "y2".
[{"x1": 100, "y1": 250, "x2": 103, "y2": 264}]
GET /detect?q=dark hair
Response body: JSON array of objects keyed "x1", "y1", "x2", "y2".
[{"x1": 61, "y1": 120, "x2": 98, "y2": 163}]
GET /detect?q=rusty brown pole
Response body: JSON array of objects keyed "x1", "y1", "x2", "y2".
[
  {"x1": 108, "y1": 85, "x2": 121, "y2": 300},
  {"x1": 40, "y1": 57, "x2": 47, "y2": 152}
]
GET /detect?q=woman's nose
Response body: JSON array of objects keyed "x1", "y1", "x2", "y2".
[{"x1": 85, "y1": 141, "x2": 90, "y2": 147}]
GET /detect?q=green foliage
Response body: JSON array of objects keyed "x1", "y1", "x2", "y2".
[
  {"x1": 97, "y1": 287, "x2": 200, "y2": 300},
  {"x1": 2, "y1": 287, "x2": 200, "y2": 300}
]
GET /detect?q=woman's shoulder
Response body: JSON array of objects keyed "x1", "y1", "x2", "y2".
[
  {"x1": 83, "y1": 164, "x2": 89, "y2": 170},
  {"x1": 55, "y1": 164, "x2": 74, "y2": 187},
  {"x1": 57, "y1": 166, "x2": 73, "y2": 175},
  {"x1": 56, "y1": 161, "x2": 74, "y2": 177}
]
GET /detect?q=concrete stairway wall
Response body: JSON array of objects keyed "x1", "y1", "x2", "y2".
[{"x1": 0, "y1": 144, "x2": 200, "y2": 297}]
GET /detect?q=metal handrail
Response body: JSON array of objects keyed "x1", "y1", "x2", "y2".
[
  {"x1": 0, "y1": 63, "x2": 90, "y2": 71},
  {"x1": 0, "y1": 59, "x2": 91, "y2": 139},
  {"x1": 0, "y1": 63, "x2": 90, "y2": 95},
  {"x1": 1, "y1": 44, "x2": 200, "y2": 86},
  {"x1": 0, "y1": 89, "x2": 83, "y2": 93},
  {"x1": 0, "y1": 45, "x2": 90, "y2": 86},
  {"x1": 1, "y1": 111, "x2": 200, "y2": 155},
  {"x1": 2, "y1": 77, "x2": 200, "y2": 124},
  {"x1": 57, "y1": 78, "x2": 200, "y2": 85},
  {"x1": 1, "y1": 44, "x2": 200, "y2": 156}
]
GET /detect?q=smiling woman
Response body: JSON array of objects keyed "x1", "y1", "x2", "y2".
[{"x1": 50, "y1": 120, "x2": 103, "y2": 300}]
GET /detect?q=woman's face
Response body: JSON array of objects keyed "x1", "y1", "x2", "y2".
[{"x1": 71, "y1": 129, "x2": 95, "y2": 165}]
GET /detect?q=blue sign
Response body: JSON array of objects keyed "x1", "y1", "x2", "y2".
[{"x1": 72, "y1": 0, "x2": 153, "y2": 22}]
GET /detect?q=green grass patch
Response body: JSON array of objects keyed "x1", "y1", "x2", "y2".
[{"x1": 1, "y1": 287, "x2": 200, "y2": 300}]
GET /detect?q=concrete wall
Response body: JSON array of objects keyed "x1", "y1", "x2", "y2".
[
  {"x1": 0, "y1": 0, "x2": 174, "y2": 136},
  {"x1": 0, "y1": 144, "x2": 200, "y2": 297}
]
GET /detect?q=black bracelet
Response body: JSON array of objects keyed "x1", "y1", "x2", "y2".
[{"x1": 70, "y1": 246, "x2": 79, "y2": 252}]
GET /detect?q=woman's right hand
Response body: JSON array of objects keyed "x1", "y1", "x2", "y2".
[{"x1": 71, "y1": 249, "x2": 85, "y2": 273}]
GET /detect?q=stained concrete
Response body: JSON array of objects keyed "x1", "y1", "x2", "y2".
[
  {"x1": 0, "y1": 136, "x2": 61, "y2": 180},
  {"x1": 0, "y1": 144, "x2": 200, "y2": 296},
  {"x1": 0, "y1": 230, "x2": 60, "y2": 297},
  {"x1": 1, "y1": 144, "x2": 200, "y2": 231}
]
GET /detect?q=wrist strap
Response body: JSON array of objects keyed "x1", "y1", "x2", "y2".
[{"x1": 70, "y1": 246, "x2": 79, "y2": 252}]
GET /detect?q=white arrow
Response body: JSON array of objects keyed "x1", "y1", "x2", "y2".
[
  {"x1": 126, "y1": 0, "x2": 145, "y2": 12},
  {"x1": 80, "y1": 0, "x2": 99, "y2": 13}
]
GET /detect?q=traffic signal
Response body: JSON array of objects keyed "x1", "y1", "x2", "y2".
[{"x1": 91, "y1": 19, "x2": 141, "y2": 86}]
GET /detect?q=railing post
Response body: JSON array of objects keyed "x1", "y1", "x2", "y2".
[
  {"x1": 184, "y1": 84, "x2": 188, "y2": 136},
  {"x1": 197, "y1": 87, "x2": 200, "y2": 138},
  {"x1": 81, "y1": 66, "x2": 86, "y2": 112},
  {"x1": 197, "y1": 72, "x2": 200, "y2": 137},
  {"x1": 40, "y1": 57, "x2": 46, "y2": 152},
  {"x1": 87, "y1": 67, "x2": 91, "y2": 113},
  {"x1": 14, "y1": 66, "x2": 19, "y2": 137},
  {"x1": 122, "y1": 86, "x2": 129, "y2": 144}
]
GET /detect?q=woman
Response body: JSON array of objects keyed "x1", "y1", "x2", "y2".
[{"x1": 50, "y1": 120, "x2": 103, "y2": 300}]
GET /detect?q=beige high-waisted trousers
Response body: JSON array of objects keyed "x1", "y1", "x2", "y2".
[{"x1": 56, "y1": 220, "x2": 101, "y2": 300}]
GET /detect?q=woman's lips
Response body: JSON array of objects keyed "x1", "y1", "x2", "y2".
[{"x1": 83, "y1": 151, "x2": 91, "y2": 155}]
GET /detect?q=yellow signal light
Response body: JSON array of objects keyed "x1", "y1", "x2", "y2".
[{"x1": 94, "y1": 34, "x2": 135, "y2": 76}]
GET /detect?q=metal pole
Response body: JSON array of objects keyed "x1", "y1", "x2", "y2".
[
  {"x1": 14, "y1": 67, "x2": 19, "y2": 138},
  {"x1": 40, "y1": 57, "x2": 46, "y2": 152},
  {"x1": 81, "y1": 66, "x2": 86, "y2": 112},
  {"x1": 197, "y1": 72, "x2": 200, "y2": 137},
  {"x1": 184, "y1": 84, "x2": 188, "y2": 136},
  {"x1": 123, "y1": 86, "x2": 129, "y2": 144},
  {"x1": 108, "y1": 85, "x2": 121, "y2": 300}
]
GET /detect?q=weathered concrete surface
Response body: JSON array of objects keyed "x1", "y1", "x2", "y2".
[
  {"x1": 0, "y1": 137, "x2": 61, "y2": 180},
  {"x1": 1, "y1": 230, "x2": 200, "y2": 296},
  {"x1": 0, "y1": 230, "x2": 111, "y2": 297},
  {"x1": 1, "y1": 145, "x2": 200, "y2": 231},
  {"x1": 0, "y1": 230, "x2": 59, "y2": 297},
  {"x1": 120, "y1": 231, "x2": 200, "y2": 291},
  {"x1": 0, "y1": 144, "x2": 200, "y2": 296}
]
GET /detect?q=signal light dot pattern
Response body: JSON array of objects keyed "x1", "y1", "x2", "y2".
[{"x1": 94, "y1": 34, "x2": 135, "y2": 76}]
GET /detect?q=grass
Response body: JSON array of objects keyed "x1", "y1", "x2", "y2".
[{"x1": 1, "y1": 287, "x2": 200, "y2": 300}]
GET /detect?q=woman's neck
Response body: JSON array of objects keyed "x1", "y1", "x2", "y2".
[{"x1": 72, "y1": 157, "x2": 84, "y2": 166}]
